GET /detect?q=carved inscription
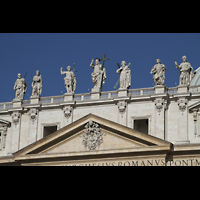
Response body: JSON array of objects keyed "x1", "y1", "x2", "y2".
[{"x1": 64, "y1": 158, "x2": 200, "y2": 166}]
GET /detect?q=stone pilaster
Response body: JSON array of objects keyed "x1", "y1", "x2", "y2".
[
  {"x1": 11, "y1": 111, "x2": 21, "y2": 153},
  {"x1": 191, "y1": 109, "x2": 200, "y2": 138},
  {"x1": 63, "y1": 105, "x2": 73, "y2": 125},
  {"x1": 175, "y1": 97, "x2": 190, "y2": 144},
  {"x1": 117, "y1": 100, "x2": 127, "y2": 126},
  {"x1": 198, "y1": 111, "x2": 200, "y2": 137},
  {"x1": 27, "y1": 108, "x2": 38, "y2": 145},
  {"x1": 154, "y1": 97, "x2": 167, "y2": 140},
  {"x1": 26, "y1": 96, "x2": 41, "y2": 145}
]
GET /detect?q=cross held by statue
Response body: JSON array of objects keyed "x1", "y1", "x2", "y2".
[{"x1": 100, "y1": 54, "x2": 109, "y2": 70}]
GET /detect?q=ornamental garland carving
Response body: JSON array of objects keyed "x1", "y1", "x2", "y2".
[
  {"x1": 63, "y1": 106, "x2": 72, "y2": 118},
  {"x1": 117, "y1": 101, "x2": 126, "y2": 113},
  {"x1": 154, "y1": 98, "x2": 167, "y2": 114},
  {"x1": 28, "y1": 108, "x2": 38, "y2": 123},
  {"x1": 178, "y1": 98, "x2": 188, "y2": 113},
  {"x1": 11, "y1": 112, "x2": 20, "y2": 125},
  {"x1": 82, "y1": 120, "x2": 105, "y2": 150}
]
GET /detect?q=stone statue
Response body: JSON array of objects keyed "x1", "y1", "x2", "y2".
[
  {"x1": 116, "y1": 61, "x2": 131, "y2": 89},
  {"x1": 175, "y1": 56, "x2": 194, "y2": 86},
  {"x1": 60, "y1": 66, "x2": 76, "y2": 93},
  {"x1": 90, "y1": 58, "x2": 106, "y2": 92},
  {"x1": 13, "y1": 73, "x2": 27, "y2": 100},
  {"x1": 150, "y1": 59, "x2": 166, "y2": 85},
  {"x1": 31, "y1": 70, "x2": 42, "y2": 97}
]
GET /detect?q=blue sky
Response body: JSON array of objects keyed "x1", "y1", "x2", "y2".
[{"x1": 0, "y1": 33, "x2": 200, "y2": 103}]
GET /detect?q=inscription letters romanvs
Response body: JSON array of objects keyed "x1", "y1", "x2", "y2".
[{"x1": 65, "y1": 158, "x2": 200, "y2": 166}]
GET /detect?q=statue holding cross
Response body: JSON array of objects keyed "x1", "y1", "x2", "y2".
[
  {"x1": 116, "y1": 61, "x2": 131, "y2": 90},
  {"x1": 90, "y1": 54, "x2": 109, "y2": 92}
]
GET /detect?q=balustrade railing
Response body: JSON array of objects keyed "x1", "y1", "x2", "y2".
[
  {"x1": 0, "y1": 86, "x2": 199, "y2": 110},
  {"x1": 167, "y1": 87, "x2": 178, "y2": 95}
]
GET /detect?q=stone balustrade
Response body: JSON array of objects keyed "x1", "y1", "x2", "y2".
[{"x1": 0, "y1": 86, "x2": 199, "y2": 111}]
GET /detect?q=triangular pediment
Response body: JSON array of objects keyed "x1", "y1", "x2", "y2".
[
  {"x1": 0, "y1": 119, "x2": 11, "y2": 127},
  {"x1": 14, "y1": 114, "x2": 171, "y2": 159},
  {"x1": 188, "y1": 101, "x2": 200, "y2": 111}
]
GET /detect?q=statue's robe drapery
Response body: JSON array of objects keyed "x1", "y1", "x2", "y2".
[
  {"x1": 178, "y1": 62, "x2": 193, "y2": 86},
  {"x1": 64, "y1": 71, "x2": 76, "y2": 93},
  {"x1": 91, "y1": 64, "x2": 106, "y2": 92},
  {"x1": 118, "y1": 65, "x2": 131, "y2": 89},
  {"x1": 151, "y1": 64, "x2": 166, "y2": 85},
  {"x1": 32, "y1": 75, "x2": 42, "y2": 96},
  {"x1": 14, "y1": 78, "x2": 27, "y2": 100}
]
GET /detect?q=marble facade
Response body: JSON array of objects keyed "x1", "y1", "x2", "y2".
[{"x1": 0, "y1": 55, "x2": 200, "y2": 165}]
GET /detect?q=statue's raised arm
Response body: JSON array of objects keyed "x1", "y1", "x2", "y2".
[
  {"x1": 174, "y1": 58, "x2": 179, "y2": 69},
  {"x1": 60, "y1": 67, "x2": 66, "y2": 75},
  {"x1": 175, "y1": 56, "x2": 194, "y2": 86},
  {"x1": 61, "y1": 66, "x2": 76, "y2": 94},
  {"x1": 90, "y1": 59, "x2": 95, "y2": 68}
]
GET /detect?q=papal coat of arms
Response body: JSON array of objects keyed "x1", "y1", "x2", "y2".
[{"x1": 82, "y1": 120, "x2": 105, "y2": 150}]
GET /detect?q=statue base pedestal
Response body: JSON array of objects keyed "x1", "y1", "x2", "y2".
[
  {"x1": 30, "y1": 96, "x2": 40, "y2": 104},
  {"x1": 177, "y1": 85, "x2": 189, "y2": 93},
  {"x1": 12, "y1": 99, "x2": 23, "y2": 108},
  {"x1": 90, "y1": 92, "x2": 100, "y2": 100},
  {"x1": 154, "y1": 85, "x2": 167, "y2": 94},
  {"x1": 118, "y1": 89, "x2": 128, "y2": 97},
  {"x1": 64, "y1": 93, "x2": 74, "y2": 101}
]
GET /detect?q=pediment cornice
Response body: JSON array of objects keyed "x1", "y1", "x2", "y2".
[
  {"x1": 0, "y1": 119, "x2": 11, "y2": 127},
  {"x1": 188, "y1": 101, "x2": 200, "y2": 111},
  {"x1": 13, "y1": 113, "x2": 172, "y2": 158}
]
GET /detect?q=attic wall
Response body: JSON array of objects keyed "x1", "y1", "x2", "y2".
[{"x1": 0, "y1": 92, "x2": 199, "y2": 156}]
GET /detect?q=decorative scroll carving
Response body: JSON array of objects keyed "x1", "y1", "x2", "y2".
[
  {"x1": 63, "y1": 106, "x2": 72, "y2": 118},
  {"x1": 11, "y1": 112, "x2": 20, "y2": 125},
  {"x1": 118, "y1": 101, "x2": 126, "y2": 113},
  {"x1": 82, "y1": 120, "x2": 105, "y2": 150},
  {"x1": 178, "y1": 98, "x2": 188, "y2": 113},
  {"x1": 154, "y1": 98, "x2": 167, "y2": 114},
  {"x1": 28, "y1": 108, "x2": 38, "y2": 123}
]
